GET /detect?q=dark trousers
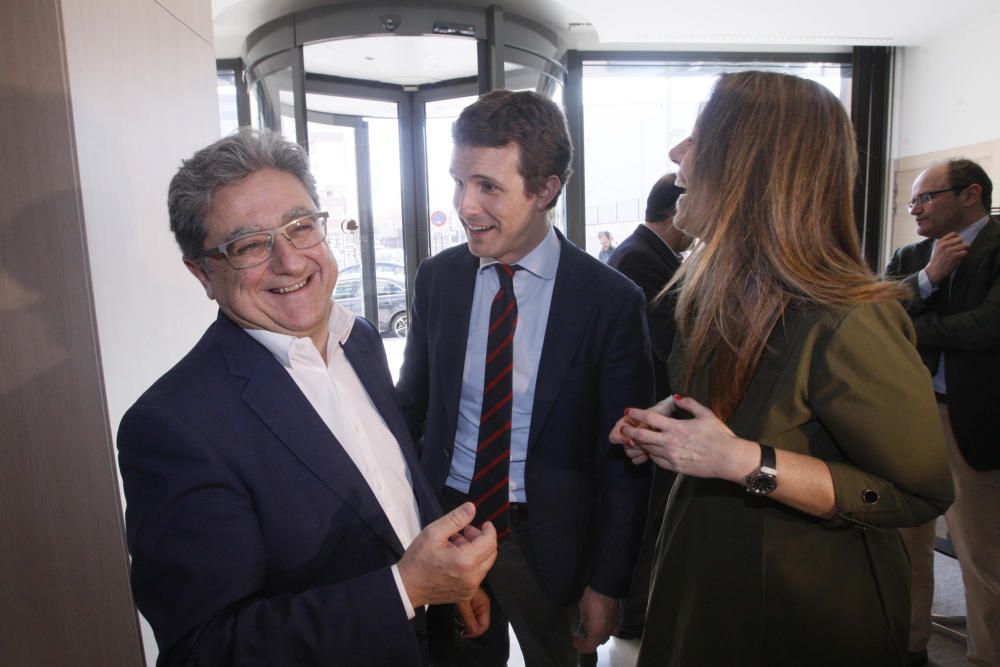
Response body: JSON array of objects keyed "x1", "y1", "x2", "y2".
[{"x1": 441, "y1": 488, "x2": 578, "y2": 667}]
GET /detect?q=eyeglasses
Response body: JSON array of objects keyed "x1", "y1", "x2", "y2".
[
  {"x1": 196, "y1": 212, "x2": 329, "y2": 269},
  {"x1": 906, "y1": 185, "x2": 968, "y2": 211}
]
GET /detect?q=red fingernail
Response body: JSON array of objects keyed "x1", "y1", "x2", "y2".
[
  {"x1": 673, "y1": 394, "x2": 684, "y2": 400},
  {"x1": 624, "y1": 408, "x2": 631, "y2": 416}
]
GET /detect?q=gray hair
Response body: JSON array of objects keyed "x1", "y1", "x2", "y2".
[{"x1": 168, "y1": 128, "x2": 319, "y2": 260}]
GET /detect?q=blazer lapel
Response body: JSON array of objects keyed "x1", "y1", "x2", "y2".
[
  {"x1": 528, "y1": 232, "x2": 597, "y2": 451},
  {"x1": 437, "y1": 251, "x2": 479, "y2": 448},
  {"x1": 949, "y1": 218, "x2": 1000, "y2": 307},
  {"x1": 216, "y1": 317, "x2": 406, "y2": 556}
]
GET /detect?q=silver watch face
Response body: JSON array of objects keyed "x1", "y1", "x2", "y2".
[{"x1": 746, "y1": 471, "x2": 777, "y2": 496}]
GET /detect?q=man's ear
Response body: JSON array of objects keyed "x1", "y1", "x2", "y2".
[
  {"x1": 961, "y1": 183, "x2": 984, "y2": 209},
  {"x1": 535, "y1": 175, "x2": 562, "y2": 210},
  {"x1": 184, "y1": 259, "x2": 215, "y2": 300}
]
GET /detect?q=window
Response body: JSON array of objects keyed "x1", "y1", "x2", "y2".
[{"x1": 580, "y1": 57, "x2": 851, "y2": 258}]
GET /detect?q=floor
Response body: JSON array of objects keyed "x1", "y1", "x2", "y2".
[{"x1": 382, "y1": 338, "x2": 970, "y2": 666}]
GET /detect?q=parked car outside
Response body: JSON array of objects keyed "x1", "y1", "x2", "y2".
[
  {"x1": 338, "y1": 262, "x2": 406, "y2": 281},
  {"x1": 333, "y1": 275, "x2": 408, "y2": 338}
]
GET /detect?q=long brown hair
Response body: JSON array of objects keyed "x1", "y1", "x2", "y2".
[{"x1": 668, "y1": 71, "x2": 906, "y2": 419}]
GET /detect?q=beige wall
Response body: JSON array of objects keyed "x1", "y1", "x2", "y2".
[
  {"x1": 886, "y1": 8, "x2": 1000, "y2": 263},
  {"x1": 60, "y1": 1, "x2": 220, "y2": 663},
  {"x1": 0, "y1": 0, "x2": 218, "y2": 664}
]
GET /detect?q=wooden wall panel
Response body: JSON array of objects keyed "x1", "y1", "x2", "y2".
[{"x1": 0, "y1": 1, "x2": 144, "y2": 664}]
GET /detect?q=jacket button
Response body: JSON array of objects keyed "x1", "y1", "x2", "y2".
[
  {"x1": 442, "y1": 448, "x2": 451, "y2": 459},
  {"x1": 862, "y1": 489, "x2": 879, "y2": 504}
]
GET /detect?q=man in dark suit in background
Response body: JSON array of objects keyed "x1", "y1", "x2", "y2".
[
  {"x1": 396, "y1": 90, "x2": 653, "y2": 666},
  {"x1": 606, "y1": 172, "x2": 691, "y2": 643},
  {"x1": 886, "y1": 158, "x2": 1000, "y2": 667},
  {"x1": 608, "y1": 172, "x2": 691, "y2": 399},
  {"x1": 118, "y1": 130, "x2": 496, "y2": 666}
]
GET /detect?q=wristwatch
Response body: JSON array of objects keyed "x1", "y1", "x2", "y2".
[{"x1": 745, "y1": 444, "x2": 778, "y2": 495}]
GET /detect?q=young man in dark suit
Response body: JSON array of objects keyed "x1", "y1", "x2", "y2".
[
  {"x1": 396, "y1": 90, "x2": 653, "y2": 666},
  {"x1": 886, "y1": 158, "x2": 1000, "y2": 667},
  {"x1": 118, "y1": 130, "x2": 496, "y2": 666}
]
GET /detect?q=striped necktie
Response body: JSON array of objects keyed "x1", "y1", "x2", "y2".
[{"x1": 468, "y1": 263, "x2": 520, "y2": 538}]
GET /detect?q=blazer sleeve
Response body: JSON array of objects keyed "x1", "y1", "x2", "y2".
[
  {"x1": 118, "y1": 404, "x2": 423, "y2": 667},
  {"x1": 884, "y1": 247, "x2": 926, "y2": 314},
  {"x1": 395, "y1": 262, "x2": 431, "y2": 446},
  {"x1": 589, "y1": 282, "x2": 655, "y2": 597},
  {"x1": 803, "y1": 302, "x2": 953, "y2": 529}
]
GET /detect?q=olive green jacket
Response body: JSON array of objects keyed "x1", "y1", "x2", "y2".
[{"x1": 639, "y1": 300, "x2": 954, "y2": 667}]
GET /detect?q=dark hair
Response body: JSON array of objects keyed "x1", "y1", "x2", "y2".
[
  {"x1": 947, "y1": 158, "x2": 993, "y2": 212},
  {"x1": 645, "y1": 173, "x2": 685, "y2": 222},
  {"x1": 168, "y1": 128, "x2": 319, "y2": 260},
  {"x1": 452, "y1": 89, "x2": 572, "y2": 210}
]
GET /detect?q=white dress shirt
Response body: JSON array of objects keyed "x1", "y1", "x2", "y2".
[{"x1": 246, "y1": 302, "x2": 422, "y2": 618}]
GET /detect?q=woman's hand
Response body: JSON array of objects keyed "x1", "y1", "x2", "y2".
[
  {"x1": 610, "y1": 396, "x2": 678, "y2": 465},
  {"x1": 617, "y1": 395, "x2": 758, "y2": 483}
]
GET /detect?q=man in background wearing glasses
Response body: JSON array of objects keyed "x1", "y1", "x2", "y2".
[
  {"x1": 886, "y1": 158, "x2": 1000, "y2": 667},
  {"x1": 117, "y1": 129, "x2": 496, "y2": 666}
]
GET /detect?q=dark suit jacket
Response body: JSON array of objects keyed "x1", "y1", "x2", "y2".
[
  {"x1": 886, "y1": 217, "x2": 1000, "y2": 470},
  {"x1": 118, "y1": 313, "x2": 442, "y2": 666},
  {"x1": 608, "y1": 224, "x2": 681, "y2": 400},
  {"x1": 395, "y1": 229, "x2": 653, "y2": 604}
]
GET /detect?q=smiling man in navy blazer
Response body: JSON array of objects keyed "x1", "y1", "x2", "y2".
[
  {"x1": 117, "y1": 130, "x2": 496, "y2": 666},
  {"x1": 396, "y1": 90, "x2": 653, "y2": 666}
]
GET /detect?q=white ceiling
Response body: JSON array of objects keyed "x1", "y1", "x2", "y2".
[{"x1": 212, "y1": 0, "x2": 1000, "y2": 60}]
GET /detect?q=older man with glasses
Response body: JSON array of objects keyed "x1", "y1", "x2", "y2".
[
  {"x1": 117, "y1": 129, "x2": 496, "y2": 666},
  {"x1": 887, "y1": 158, "x2": 1000, "y2": 667}
]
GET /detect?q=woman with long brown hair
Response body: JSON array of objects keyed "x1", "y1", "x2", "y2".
[{"x1": 612, "y1": 72, "x2": 954, "y2": 666}]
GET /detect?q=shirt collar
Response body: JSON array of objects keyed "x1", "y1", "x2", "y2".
[
  {"x1": 478, "y1": 224, "x2": 560, "y2": 280},
  {"x1": 957, "y1": 214, "x2": 990, "y2": 246},
  {"x1": 244, "y1": 300, "x2": 356, "y2": 367}
]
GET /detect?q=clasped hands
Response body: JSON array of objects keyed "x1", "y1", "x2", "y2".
[
  {"x1": 397, "y1": 502, "x2": 497, "y2": 637},
  {"x1": 611, "y1": 395, "x2": 757, "y2": 483}
]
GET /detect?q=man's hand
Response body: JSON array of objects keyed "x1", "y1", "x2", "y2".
[
  {"x1": 456, "y1": 587, "x2": 491, "y2": 638},
  {"x1": 572, "y1": 586, "x2": 620, "y2": 654},
  {"x1": 397, "y1": 502, "x2": 497, "y2": 608},
  {"x1": 925, "y1": 232, "x2": 970, "y2": 286}
]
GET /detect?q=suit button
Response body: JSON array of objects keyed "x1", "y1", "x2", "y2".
[
  {"x1": 862, "y1": 489, "x2": 879, "y2": 504},
  {"x1": 442, "y1": 448, "x2": 451, "y2": 459}
]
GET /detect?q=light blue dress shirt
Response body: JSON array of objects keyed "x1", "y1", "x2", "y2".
[
  {"x1": 445, "y1": 226, "x2": 560, "y2": 503},
  {"x1": 916, "y1": 214, "x2": 989, "y2": 394}
]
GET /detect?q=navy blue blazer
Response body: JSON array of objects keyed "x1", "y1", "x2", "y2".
[
  {"x1": 118, "y1": 313, "x2": 441, "y2": 666},
  {"x1": 396, "y1": 229, "x2": 653, "y2": 604}
]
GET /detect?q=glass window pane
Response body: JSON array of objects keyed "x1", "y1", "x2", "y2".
[
  {"x1": 216, "y1": 69, "x2": 239, "y2": 137},
  {"x1": 425, "y1": 94, "x2": 480, "y2": 257},
  {"x1": 581, "y1": 60, "x2": 851, "y2": 260}
]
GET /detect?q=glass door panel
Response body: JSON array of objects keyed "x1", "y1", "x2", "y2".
[
  {"x1": 256, "y1": 66, "x2": 298, "y2": 142},
  {"x1": 424, "y1": 94, "x2": 478, "y2": 257},
  {"x1": 306, "y1": 93, "x2": 409, "y2": 376}
]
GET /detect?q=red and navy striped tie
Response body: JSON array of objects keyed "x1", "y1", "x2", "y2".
[{"x1": 469, "y1": 263, "x2": 520, "y2": 538}]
